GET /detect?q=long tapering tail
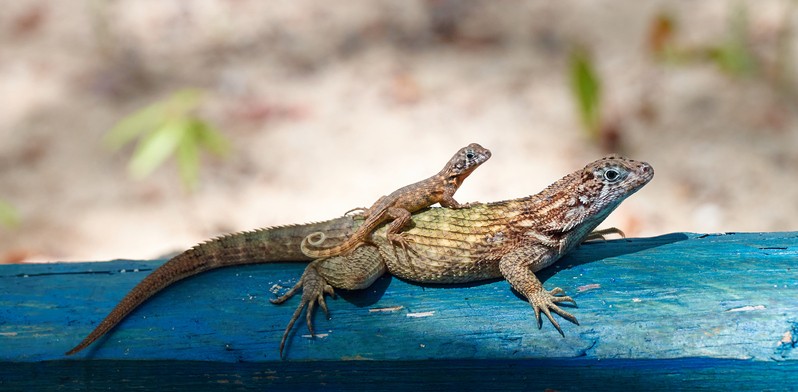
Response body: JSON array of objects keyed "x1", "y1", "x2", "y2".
[{"x1": 65, "y1": 217, "x2": 353, "y2": 355}]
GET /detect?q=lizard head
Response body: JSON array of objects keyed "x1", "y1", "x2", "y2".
[
  {"x1": 444, "y1": 143, "x2": 492, "y2": 185},
  {"x1": 549, "y1": 155, "x2": 654, "y2": 233}
]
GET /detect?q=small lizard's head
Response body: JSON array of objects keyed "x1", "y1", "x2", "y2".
[
  {"x1": 444, "y1": 143, "x2": 492, "y2": 184},
  {"x1": 553, "y1": 155, "x2": 654, "y2": 233}
]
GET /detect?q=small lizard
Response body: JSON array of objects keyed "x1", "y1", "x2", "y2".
[
  {"x1": 65, "y1": 155, "x2": 653, "y2": 358},
  {"x1": 300, "y1": 143, "x2": 491, "y2": 259}
]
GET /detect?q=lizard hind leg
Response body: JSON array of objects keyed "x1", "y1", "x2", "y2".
[
  {"x1": 384, "y1": 206, "x2": 413, "y2": 256},
  {"x1": 271, "y1": 263, "x2": 336, "y2": 358}
]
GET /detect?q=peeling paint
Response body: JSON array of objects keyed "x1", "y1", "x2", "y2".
[
  {"x1": 725, "y1": 305, "x2": 766, "y2": 313},
  {"x1": 369, "y1": 306, "x2": 404, "y2": 313},
  {"x1": 775, "y1": 322, "x2": 798, "y2": 358},
  {"x1": 301, "y1": 333, "x2": 328, "y2": 339},
  {"x1": 406, "y1": 311, "x2": 435, "y2": 318},
  {"x1": 780, "y1": 330, "x2": 794, "y2": 346},
  {"x1": 577, "y1": 283, "x2": 601, "y2": 292}
]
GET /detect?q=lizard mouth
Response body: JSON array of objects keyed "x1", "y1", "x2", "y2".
[
  {"x1": 628, "y1": 161, "x2": 654, "y2": 193},
  {"x1": 638, "y1": 161, "x2": 654, "y2": 181}
]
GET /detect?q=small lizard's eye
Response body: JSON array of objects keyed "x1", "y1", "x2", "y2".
[
  {"x1": 603, "y1": 168, "x2": 621, "y2": 183},
  {"x1": 466, "y1": 150, "x2": 475, "y2": 160}
]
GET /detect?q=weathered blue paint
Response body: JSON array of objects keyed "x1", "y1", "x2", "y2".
[{"x1": 1, "y1": 232, "x2": 797, "y2": 390}]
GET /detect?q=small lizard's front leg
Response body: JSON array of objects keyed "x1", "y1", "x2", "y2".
[
  {"x1": 499, "y1": 245, "x2": 578, "y2": 336},
  {"x1": 270, "y1": 246, "x2": 387, "y2": 358}
]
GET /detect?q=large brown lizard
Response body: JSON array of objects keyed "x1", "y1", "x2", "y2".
[
  {"x1": 300, "y1": 143, "x2": 491, "y2": 259},
  {"x1": 65, "y1": 155, "x2": 653, "y2": 358}
]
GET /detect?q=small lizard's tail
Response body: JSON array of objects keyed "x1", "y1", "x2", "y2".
[
  {"x1": 65, "y1": 217, "x2": 353, "y2": 356},
  {"x1": 300, "y1": 231, "x2": 367, "y2": 259}
]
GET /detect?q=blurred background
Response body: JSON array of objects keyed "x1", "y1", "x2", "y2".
[{"x1": 1, "y1": 0, "x2": 797, "y2": 263}]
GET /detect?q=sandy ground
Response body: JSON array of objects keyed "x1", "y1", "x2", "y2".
[{"x1": 1, "y1": 1, "x2": 797, "y2": 263}]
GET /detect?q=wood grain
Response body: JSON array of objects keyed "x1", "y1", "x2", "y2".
[{"x1": 1, "y1": 232, "x2": 797, "y2": 390}]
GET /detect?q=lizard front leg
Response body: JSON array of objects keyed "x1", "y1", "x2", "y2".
[
  {"x1": 499, "y1": 245, "x2": 578, "y2": 336},
  {"x1": 270, "y1": 245, "x2": 387, "y2": 358}
]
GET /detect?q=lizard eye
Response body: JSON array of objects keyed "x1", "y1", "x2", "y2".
[
  {"x1": 603, "y1": 168, "x2": 621, "y2": 183},
  {"x1": 466, "y1": 150, "x2": 475, "y2": 160}
]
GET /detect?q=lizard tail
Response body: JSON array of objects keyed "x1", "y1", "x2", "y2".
[
  {"x1": 65, "y1": 248, "x2": 217, "y2": 355},
  {"x1": 304, "y1": 231, "x2": 328, "y2": 246},
  {"x1": 65, "y1": 217, "x2": 352, "y2": 356},
  {"x1": 300, "y1": 230, "x2": 364, "y2": 259},
  {"x1": 300, "y1": 210, "x2": 382, "y2": 259}
]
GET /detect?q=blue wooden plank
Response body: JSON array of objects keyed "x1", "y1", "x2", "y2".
[
  {"x1": 1, "y1": 232, "x2": 797, "y2": 390},
  {"x1": 2, "y1": 358, "x2": 798, "y2": 391}
]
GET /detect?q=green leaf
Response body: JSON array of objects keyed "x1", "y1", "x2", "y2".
[
  {"x1": 105, "y1": 88, "x2": 231, "y2": 190},
  {"x1": 569, "y1": 47, "x2": 602, "y2": 138},
  {"x1": 0, "y1": 199, "x2": 20, "y2": 228},
  {"x1": 705, "y1": 3, "x2": 755, "y2": 77},
  {"x1": 168, "y1": 89, "x2": 204, "y2": 114},
  {"x1": 193, "y1": 120, "x2": 230, "y2": 157},
  {"x1": 176, "y1": 133, "x2": 200, "y2": 190},
  {"x1": 105, "y1": 89, "x2": 204, "y2": 151},
  {"x1": 105, "y1": 102, "x2": 166, "y2": 150},
  {"x1": 128, "y1": 120, "x2": 186, "y2": 179}
]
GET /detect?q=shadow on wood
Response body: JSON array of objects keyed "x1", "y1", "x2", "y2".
[{"x1": 1, "y1": 232, "x2": 797, "y2": 390}]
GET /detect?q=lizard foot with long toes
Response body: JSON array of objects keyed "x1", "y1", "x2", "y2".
[
  {"x1": 387, "y1": 232, "x2": 413, "y2": 257},
  {"x1": 528, "y1": 287, "x2": 578, "y2": 336},
  {"x1": 270, "y1": 264, "x2": 336, "y2": 358}
]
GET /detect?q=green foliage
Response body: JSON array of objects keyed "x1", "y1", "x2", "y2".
[
  {"x1": 106, "y1": 89, "x2": 230, "y2": 190},
  {"x1": 649, "y1": 3, "x2": 756, "y2": 77},
  {"x1": 0, "y1": 199, "x2": 20, "y2": 229},
  {"x1": 773, "y1": 0, "x2": 797, "y2": 97},
  {"x1": 706, "y1": 3, "x2": 756, "y2": 76},
  {"x1": 569, "y1": 47, "x2": 603, "y2": 139}
]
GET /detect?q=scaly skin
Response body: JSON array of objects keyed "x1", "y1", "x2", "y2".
[
  {"x1": 64, "y1": 218, "x2": 354, "y2": 356},
  {"x1": 300, "y1": 143, "x2": 491, "y2": 259},
  {"x1": 66, "y1": 155, "x2": 653, "y2": 358},
  {"x1": 275, "y1": 155, "x2": 653, "y2": 355}
]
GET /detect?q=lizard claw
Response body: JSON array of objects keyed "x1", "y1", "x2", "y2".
[
  {"x1": 584, "y1": 227, "x2": 626, "y2": 242},
  {"x1": 387, "y1": 232, "x2": 411, "y2": 254},
  {"x1": 344, "y1": 207, "x2": 368, "y2": 217},
  {"x1": 270, "y1": 265, "x2": 336, "y2": 359},
  {"x1": 388, "y1": 232, "x2": 422, "y2": 261},
  {"x1": 270, "y1": 280, "x2": 302, "y2": 304},
  {"x1": 528, "y1": 287, "x2": 578, "y2": 337}
]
